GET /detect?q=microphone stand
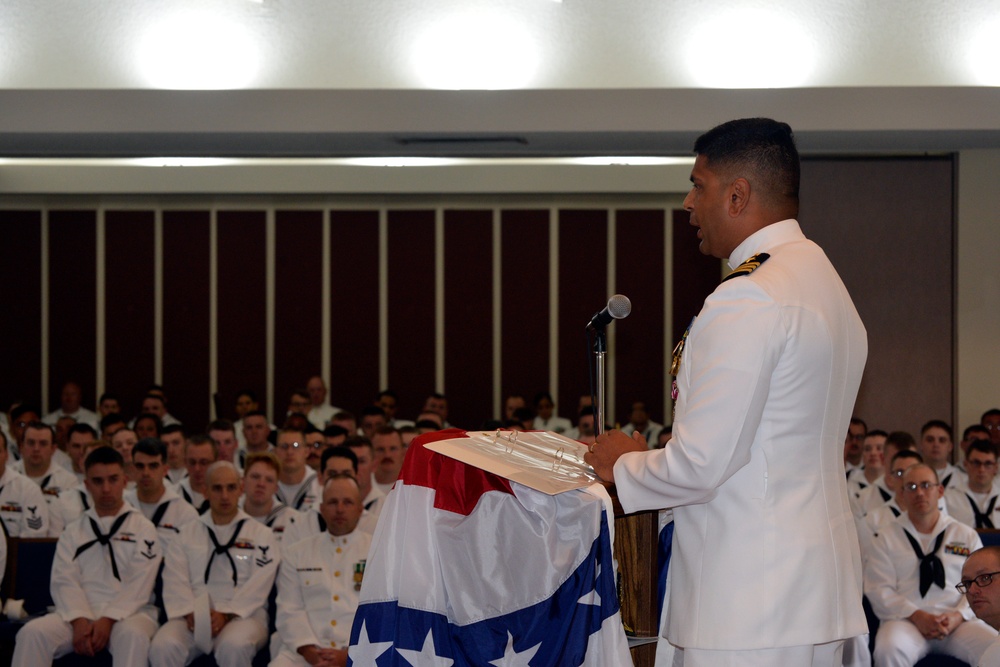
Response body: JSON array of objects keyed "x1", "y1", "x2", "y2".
[{"x1": 593, "y1": 328, "x2": 607, "y2": 436}]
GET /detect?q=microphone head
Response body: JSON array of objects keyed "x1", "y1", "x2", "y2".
[{"x1": 607, "y1": 294, "x2": 631, "y2": 320}]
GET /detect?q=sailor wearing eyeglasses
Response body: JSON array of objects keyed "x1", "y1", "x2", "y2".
[
  {"x1": 945, "y1": 440, "x2": 1000, "y2": 531},
  {"x1": 864, "y1": 463, "x2": 996, "y2": 666},
  {"x1": 274, "y1": 429, "x2": 323, "y2": 511},
  {"x1": 960, "y1": 546, "x2": 1000, "y2": 665}
]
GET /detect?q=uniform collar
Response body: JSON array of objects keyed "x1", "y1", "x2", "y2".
[
  {"x1": 199, "y1": 507, "x2": 251, "y2": 529},
  {"x1": 728, "y1": 219, "x2": 803, "y2": 270}
]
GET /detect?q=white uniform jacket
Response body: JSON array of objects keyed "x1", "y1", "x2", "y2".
[
  {"x1": 275, "y1": 529, "x2": 372, "y2": 655},
  {"x1": 0, "y1": 466, "x2": 49, "y2": 537},
  {"x1": 277, "y1": 469, "x2": 322, "y2": 511},
  {"x1": 177, "y1": 477, "x2": 209, "y2": 514},
  {"x1": 943, "y1": 481, "x2": 1000, "y2": 530},
  {"x1": 613, "y1": 220, "x2": 868, "y2": 650},
  {"x1": 161, "y1": 509, "x2": 279, "y2": 621},
  {"x1": 52, "y1": 504, "x2": 160, "y2": 623},
  {"x1": 241, "y1": 499, "x2": 303, "y2": 547},
  {"x1": 125, "y1": 485, "x2": 199, "y2": 549},
  {"x1": 864, "y1": 512, "x2": 980, "y2": 621}
]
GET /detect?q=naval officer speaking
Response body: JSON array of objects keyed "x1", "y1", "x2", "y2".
[{"x1": 585, "y1": 117, "x2": 868, "y2": 667}]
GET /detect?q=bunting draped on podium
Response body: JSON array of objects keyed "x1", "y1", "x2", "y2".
[{"x1": 348, "y1": 428, "x2": 631, "y2": 667}]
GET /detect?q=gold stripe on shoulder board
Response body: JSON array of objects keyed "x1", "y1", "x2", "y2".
[{"x1": 721, "y1": 252, "x2": 770, "y2": 283}]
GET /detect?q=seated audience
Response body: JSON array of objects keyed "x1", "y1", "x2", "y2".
[
  {"x1": 150, "y1": 462, "x2": 279, "y2": 667},
  {"x1": 12, "y1": 447, "x2": 160, "y2": 666},
  {"x1": 864, "y1": 463, "x2": 995, "y2": 666}
]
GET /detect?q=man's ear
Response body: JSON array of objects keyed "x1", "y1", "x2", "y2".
[{"x1": 728, "y1": 178, "x2": 751, "y2": 216}]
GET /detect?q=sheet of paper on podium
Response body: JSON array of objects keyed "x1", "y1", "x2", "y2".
[{"x1": 424, "y1": 429, "x2": 599, "y2": 495}]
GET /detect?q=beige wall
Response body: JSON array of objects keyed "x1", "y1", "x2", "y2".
[{"x1": 957, "y1": 150, "x2": 1000, "y2": 430}]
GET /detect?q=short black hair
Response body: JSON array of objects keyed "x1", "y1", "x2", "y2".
[
  {"x1": 85, "y1": 445, "x2": 125, "y2": 471},
  {"x1": 321, "y1": 446, "x2": 358, "y2": 474},
  {"x1": 921, "y1": 420, "x2": 953, "y2": 440},
  {"x1": 68, "y1": 423, "x2": 98, "y2": 439},
  {"x1": 693, "y1": 117, "x2": 800, "y2": 211},
  {"x1": 100, "y1": 413, "x2": 127, "y2": 431},
  {"x1": 323, "y1": 424, "x2": 349, "y2": 439},
  {"x1": 134, "y1": 437, "x2": 167, "y2": 461}
]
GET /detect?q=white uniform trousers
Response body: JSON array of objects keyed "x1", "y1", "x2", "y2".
[
  {"x1": 674, "y1": 640, "x2": 845, "y2": 667},
  {"x1": 873, "y1": 618, "x2": 996, "y2": 667},
  {"x1": 12, "y1": 611, "x2": 158, "y2": 667},
  {"x1": 149, "y1": 612, "x2": 268, "y2": 667}
]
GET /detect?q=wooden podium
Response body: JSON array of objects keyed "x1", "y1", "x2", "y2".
[{"x1": 609, "y1": 485, "x2": 662, "y2": 667}]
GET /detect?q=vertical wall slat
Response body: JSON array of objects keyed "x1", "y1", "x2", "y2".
[
  {"x1": 162, "y1": 210, "x2": 211, "y2": 429},
  {"x1": 47, "y1": 210, "x2": 97, "y2": 414},
  {"x1": 614, "y1": 209, "x2": 667, "y2": 428},
  {"x1": 328, "y1": 210, "x2": 381, "y2": 415},
  {"x1": 104, "y1": 210, "x2": 156, "y2": 418},
  {"x1": 443, "y1": 209, "x2": 493, "y2": 428},
  {"x1": 273, "y1": 209, "x2": 324, "y2": 420},
  {"x1": 557, "y1": 209, "x2": 608, "y2": 426},
  {"x1": 499, "y1": 209, "x2": 551, "y2": 418},
  {"x1": 386, "y1": 209, "x2": 436, "y2": 421},
  {"x1": 0, "y1": 210, "x2": 43, "y2": 410}
]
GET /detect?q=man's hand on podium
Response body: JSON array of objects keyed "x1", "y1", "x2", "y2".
[{"x1": 583, "y1": 429, "x2": 647, "y2": 482}]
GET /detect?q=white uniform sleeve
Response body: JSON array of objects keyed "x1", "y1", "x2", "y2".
[
  {"x1": 614, "y1": 281, "x2": 783, "y2": 510},
  {"x1": 162, "y1": 524, "x2": 196, "y2": 620}
]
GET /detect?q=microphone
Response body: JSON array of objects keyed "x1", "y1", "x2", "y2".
[{"x1": 586, "y1": 294, "x2": 631, "y2": 331}]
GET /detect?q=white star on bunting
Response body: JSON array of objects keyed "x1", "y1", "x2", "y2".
[
  {"x1": 489, "y1": 631, "x2": 541, "y2": 667},
  {"x1": 396, "y1": 629, "x2": 454, "y2": 667},
  {"x1": 347, "y1": 620, "x2": 393, "y2": 666}
]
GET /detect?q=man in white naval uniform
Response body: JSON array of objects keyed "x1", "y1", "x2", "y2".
[
  {"x1": 586, "y1": 118, "x2": 868, "y2": 666},
  {"x1": 150, "y1": 461, "x2": 279, "y2": 667},
  {"x1": 959, "y1": 546, "x2": 1000, "y2": 665},
  {"x1": 14, "y1": 421, "x2": 77, "y2": 534},
  {"x1": 12, "y1": 447, "x2": 160, "y2": 666},
  {"x1": 865, "y1": 464, "x2": 996, "y2": 666},
  {"x1": 124, "y1": 438, "x2": 199, "y2": 547},
  {"x1": 944, "y1": 439, "x2": 1000, "y2": 530},
  {"x1": 275, "y1": 429, "x2": 321, "y2": 511},
  {"x1": 177, "y1": 435, "x2": 217, "y2": 515},
  {"x1": 0, "y1": 431, "x2": 49, "y2": 538},
  {"x1": 241, "y1": 451, "x2": 303, "y2": 546},
  {"x1": 42, "y1": 381, "x2": 100, "y2": 431},
  {"x1": 920, "y1": 420, "x2": 967, "y2": 490},
  {"x1": 273, "y1": 475, "x2": 371, "y2": 667}
]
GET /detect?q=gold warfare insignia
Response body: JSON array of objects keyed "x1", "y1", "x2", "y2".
[{"x1": 721, "y1": 252, "x2": 770, "y2": 283}]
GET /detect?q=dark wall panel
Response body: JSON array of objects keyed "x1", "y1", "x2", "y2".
[
  {"x1": 162, "y1": 210, "x2": 211, "y2": 429},
  {"x1": 800, "y1": 157, "x2": 954, "y2": 435},
  {"x1": 615, "y1": 209, "x2": 666, "y2": 427},
  {"x1": 0, "y1": 210, "x2": 42, "y2": 410},
  {"x1": 387, "y1": 210, "x2": 436, "y2": 421},
  {"x1": 273, "y1": 210, "x2": 324, "y2": 420},
  {"x1": 48, "y1": 210, "x2": 97, "y2": 414},
  {"x1": 500, "y1": 209, "x2": 551, "y2": 419},
  {"x1": 557, "y1": 209, "x2": 608, "y2": 425},
  {"x1": 104, "y1": 210, "x2": 155, "y2": 419},
  {"x1": 329, "y1": 210, "x2": 380, "y2": 415},
  {"x1": 671, "y1": 209, "x2": 720, "y2": 346},
  {"x1": 216, "y1": 211, "x2": 267, "y2": 427},
  {"x1": 443, "y1": 210, "x2": 493, "y2": 429}
]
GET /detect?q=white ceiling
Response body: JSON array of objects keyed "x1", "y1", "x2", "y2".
[{"x1": 1, "y1": 0, "x2": 999, "y2": 158}]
